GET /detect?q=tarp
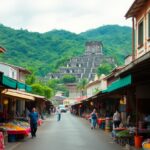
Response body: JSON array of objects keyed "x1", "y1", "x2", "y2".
[{"x1": 102, "y1": 75, "x2": 132, "y2": 93}]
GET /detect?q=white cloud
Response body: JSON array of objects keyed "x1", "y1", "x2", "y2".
[{"x1": 0, "y1": 0, "x2": 134, "y2": 33}]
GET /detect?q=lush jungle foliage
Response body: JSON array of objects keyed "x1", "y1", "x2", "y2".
[{"x1": 0, "y1": 24, "x2": 132, "y2": 77}]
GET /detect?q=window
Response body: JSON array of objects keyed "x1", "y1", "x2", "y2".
[
  {"x1": 12, "y1": 72, "x2": 14, "y2": 78},
  {"x1": 148, "y1": 13, "x2": 150, "y2": 38},
  {"x1": 138, "y1": 21, "x2": 144, "y2": 47}
]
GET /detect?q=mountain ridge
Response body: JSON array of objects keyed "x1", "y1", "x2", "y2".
[{"x1": 0, "y1": 24, "x2": 132, "y2": 76}]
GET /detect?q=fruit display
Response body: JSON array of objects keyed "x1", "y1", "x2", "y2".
[{"x1": 0, "y1": 120, "x2": 30, "y2": 131}]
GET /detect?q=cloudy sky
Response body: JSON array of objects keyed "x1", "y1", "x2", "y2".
[{"x1": 0, "y1": 0, "x2": 134, "y2": 33}]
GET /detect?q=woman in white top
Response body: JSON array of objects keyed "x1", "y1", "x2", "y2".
[{"x1": 113, "y1": 110, "x2": 121, "y2": 128}]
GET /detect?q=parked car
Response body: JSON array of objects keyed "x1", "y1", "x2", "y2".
[{"x1": 59, "y1": 105, "x2": 67, "y2": 113}]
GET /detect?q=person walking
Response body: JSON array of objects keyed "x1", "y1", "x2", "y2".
[
  {"x1": 56, "y1": 107, "x2": 61, "y2": 121},
  {"x1": 29, "y1": 108, "x2": 39, "y2": 138},
  {"x1": 90, "y1": 109, "x2": 98, "y2": 129},
  {"x1": 113, "y1": 110, "x2": 121, "y2": 128}
]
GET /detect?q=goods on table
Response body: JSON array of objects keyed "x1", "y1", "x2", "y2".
[
  {"x1": 0, "y1": 120, "x2": 30, "y2": 142},
  {"x1": 116, "y1": 130, "x2": 130, "y2": 137},
  {"x1": 0, "y1": 120, "x2": 30, "y2": 132}
]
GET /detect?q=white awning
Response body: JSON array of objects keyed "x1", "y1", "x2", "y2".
[{"x1": 2, "y1": 89, "x2": 35, "y2": 101}]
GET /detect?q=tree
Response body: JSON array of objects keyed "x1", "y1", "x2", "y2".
[
  {"x1": 43, "y1": 86, "x2": 53, "y2": 99},
  {"x1": 97, "y1": 63, "x2": 114, "y2": 76},
  {"x1": 31, "y1": 83, "x2": 54, "y2": 99},
  {"x1": 31, "y1": 83, "x2": 44, "y2": 96},
  {"x1": 26, "y1": 74, "x2": 36, "y2": 85},
  {"x1": 61, "y1": 75, "x2": 76, "y2": 83},
  {"x1": 77, "y1": 78, "x2": 88, "y2": 96}
]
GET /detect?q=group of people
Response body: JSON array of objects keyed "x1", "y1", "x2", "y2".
[{"x1": 89, "y1": 109, "x2": 122, "y2": 130}]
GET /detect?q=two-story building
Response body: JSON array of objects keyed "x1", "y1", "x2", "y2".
[
  {"x1": 125, "y1": 0, "x2": 150, "y2": 59},
  {"x1": 0, "y1": 62, "x2": 34, "y2": 119},
  {"x1": 0, "y1": 62, "x2": 31, "y2": 84}
]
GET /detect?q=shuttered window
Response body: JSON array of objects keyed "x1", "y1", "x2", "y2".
[{"x1": 138, "y1": 21, "x2": 144, "y2": 47}]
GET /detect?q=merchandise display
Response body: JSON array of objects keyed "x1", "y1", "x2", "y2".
[{"x1": 0, "y1": 120, "x2": 30, "y2": 135}]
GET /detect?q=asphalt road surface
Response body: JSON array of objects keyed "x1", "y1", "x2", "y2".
[{"x1": 6, "y1": 112, "x2": 122, "y2": 150}]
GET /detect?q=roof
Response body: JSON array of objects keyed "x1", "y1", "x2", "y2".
[
  {"x1": 2, "y1": 89, "x2": 48, "y2": 101},
  {"x1": 0, "y1": 46, "x2": 6, "y2": 53},
  {"x1": 0, "y1": 62, "x2": 31, "y2": 74},
  {"x1": 104, "y1": 66, "x2": 125, "y2": 80},
  {"x1": 125, "y1": 0, "x2": 147, "y2": 18},
  {"x1": 116, "y1": 51, "x2": 150, "y2": 76},
  {"x1": 76, "y1": 96, "x2": 87, "y2": 102},
  {"x1": 51, "y1": 96, "x2": 66, "y2": 101}
]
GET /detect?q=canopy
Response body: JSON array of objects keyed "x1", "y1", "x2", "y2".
[
  {"x1": 0, "y1": 74, "x2": 32, "y2": 92},
  {"x1": 2, "y1": 89, "x2": 35, "y2": 101},
  {"x1": 2, "y1": 75, "x2": 17, "y2": 89},
  {"x1": 102, "y1": 75, "x2": 132, "y2": 93}
]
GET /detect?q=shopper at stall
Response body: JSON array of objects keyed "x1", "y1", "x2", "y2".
[
  {"x1": 29, "y1": 108, "x2": 39, "y2": 138},
  {"x1": 90, "y1": 109, "x2": 98, "y2": 129},
  {"x1": 113, "y1": 110, "x2": 121, "y2": 128}
]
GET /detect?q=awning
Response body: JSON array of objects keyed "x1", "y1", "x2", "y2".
[
  {"x1": 2, "y1": 75, "x2": 17, "y2": 89},
  {"x1": 102, "y1": 75, "x2": 132, "y2": 93},
  {"x1": 25, "y1": 85, "x2": 32, "y2": 92},
  {"x1": 17, "y1": 82, "x2": 26, "y2": 90},
  {"x1": 0, "y1": 73, "x2": 32, "y2": 92},
  {"x1": 1, "y1": 89, "x2": 35, "y2": 101}
]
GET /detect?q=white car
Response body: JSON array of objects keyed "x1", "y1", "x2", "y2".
[{"x1": 59, "y1": 105, "x2": 67, "y2": 113}]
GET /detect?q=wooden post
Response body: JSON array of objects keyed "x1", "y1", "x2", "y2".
[
  {"x1": 136, "y1": 98, "x2": 138, "y2": 136},
  {"x1": 132, "y1": 17, "x2": 135, "y2": 61}
]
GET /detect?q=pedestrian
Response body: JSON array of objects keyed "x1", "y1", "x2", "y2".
[
  {"x1": 113, "y1": 110, "x2": 121, "y2": 128},
  {"x1": 90, "y1": 109, "x2": 98, "y2": 129},
  {"x1": 56, "y1": 107, "x2": 61, "y2": 121},
  {"x1": 29, "y1": 107, "x2": 39, "y2": 138}
]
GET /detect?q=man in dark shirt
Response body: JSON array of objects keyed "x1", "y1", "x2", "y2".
[{"x1": 29, "y1": 108, "x2": 38, "y2": 138}]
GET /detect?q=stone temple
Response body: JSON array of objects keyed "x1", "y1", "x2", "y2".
[{"x1": 46, "y1": 41, "x2": 115, "y2": 81}]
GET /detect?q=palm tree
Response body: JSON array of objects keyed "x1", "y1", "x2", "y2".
[{"x1": 77, "y1": 78, "x2": 88, "y2": 96}]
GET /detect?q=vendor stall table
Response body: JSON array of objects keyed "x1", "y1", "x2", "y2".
[{"x1": 7, "y1": 128, "x2": 30, "y2": 142}]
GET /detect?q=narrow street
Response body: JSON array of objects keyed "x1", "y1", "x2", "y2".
[{"x1": 6, "y1": 113, "x2": 122, "y2": 150}]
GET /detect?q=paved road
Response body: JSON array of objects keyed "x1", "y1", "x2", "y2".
[{"x1": 6, "y1": 113, "x2": 122, "y2": 150}]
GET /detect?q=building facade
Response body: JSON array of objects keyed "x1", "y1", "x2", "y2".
[
  {"x1": 86, "y1": 74, "x2": 107, "y2": 98},
  {"x1": 126, "y1": 0, "x2": 150, "y2": 59}
]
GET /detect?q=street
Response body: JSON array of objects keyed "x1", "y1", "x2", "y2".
[{"x1": 6, "y1": 113, "x2": 122, "y2": 150}]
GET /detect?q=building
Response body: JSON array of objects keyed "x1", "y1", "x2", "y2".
[
  {"x1": 125, "y1": 0, "x2": 150, "y2": 59},
  {"x1": 86, "y1": 74, "x2": 107, "y2": 98},
  {"x1": 46, "y1": 41, "x2": 115, "y2": 82},
  {"x1": 0, "y1": 62, "x2": 31, "y2": 83},
  {"x1": 0, "y1": 63, "x2": 32, "y2": 117}
]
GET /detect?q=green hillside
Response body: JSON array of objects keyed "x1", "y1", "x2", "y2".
[
  {"x1": 80, "y1": 25, "x2": 132, "y2": 64},
  {"x1": 0, "y1": 24, "x2": 132, "y2": 76}
]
